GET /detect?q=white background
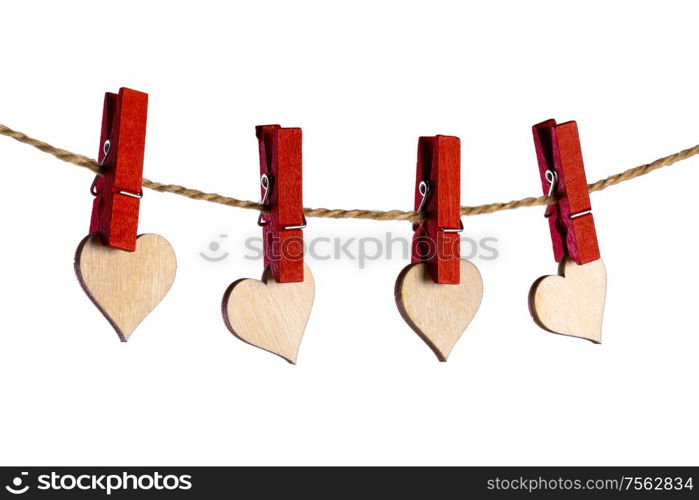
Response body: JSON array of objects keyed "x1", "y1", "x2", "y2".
[{"x1": 1, "y1": 1, "x2": 697, "y2": 466}]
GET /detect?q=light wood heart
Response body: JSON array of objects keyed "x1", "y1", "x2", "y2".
[
  {"x1": 395, "y1": 260, "x2": 483, "y2": 361},
  {"x1": 222, "y1": 265, "x2": 315, "y2": 364},
  {"x1": 529, "y1": 257, "x2": 607, "y2": 343},
  {"x1": 75, "y1": 233, "x2": 177, "y2": 341}
]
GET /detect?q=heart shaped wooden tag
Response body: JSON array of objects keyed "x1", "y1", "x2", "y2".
[
  {"x1": 222, "y1": 264, "x2": 315, "y2": 364},
  {"x1": 395, "y1": 260, "x2": 483, "y2": 361},
  {"x1": 529, "y1": 257, "x2": 607, "y2": 342},
  {"x1": 75, "y1": 233, "x2": 177, "y2": 341}
]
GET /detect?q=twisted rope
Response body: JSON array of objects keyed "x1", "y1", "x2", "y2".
[{"x1": 2, "y1": 123, "x2": 698, "y2": 223}]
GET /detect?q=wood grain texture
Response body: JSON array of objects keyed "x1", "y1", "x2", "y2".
[
  {"x1": 395, "y1": 260, "x2": 483, "y2": 361},
  {"x1": 222, "y1": 264, "x2": 315, "y2": 364},
  {"x1": 90, "y1": 88, "x2": 149, "y2": 252},
  {"x1": 257, "y1": 125, "x2": 304, "y2": 283},
  {"x1": 532, "y1": 120, "x2": 600, "y2": 265},
  {"x1": 529, "y1": 257, "x2": 606, "y2": 343},
  {"x1": 533, "y1": 119, "x2": 566, "y2": 261},
  {"x1": 411, "y1": 135, "x2": 461, "y2": 284},
  {"x1": 75, "y1": 233, "x2": 177, "y2": 341}
]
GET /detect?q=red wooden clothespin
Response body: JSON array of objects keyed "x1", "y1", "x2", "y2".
[
  {"x1": 411, "y1": 135, "x2": 461, "y2": 284},
  {"x1": 256, "y1": 124, "x2": 305, "y2": 283},
  {"x1": 533, "y1": 119, "x2": 600, "y2": 264},
  {"x1": 90, "y1": 87, "x2": 148, "y2": 252}
]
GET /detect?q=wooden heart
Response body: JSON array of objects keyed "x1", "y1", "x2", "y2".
[
  {"x1": 75, "y1": 233, "x2": 177, "y2": 341},
  {"x1": 222, "y1": 264, "x2": 315, "y2": 364},
  {"x1": 395, "y1": 260, "x2": 483, "y2": 361},
  {"x1": 529, "y1": 257, "x2": 607, "y2": 342}
]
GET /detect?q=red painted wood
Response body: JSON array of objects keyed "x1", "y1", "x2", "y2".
[
  {"x1": 532, "y1": 119, "x2": 600, "y2": 265},
  {"x1": 533, "y1": 119, "x2": 566, "y2": 262},
  {"x1": 256, "y1": 125, "x2": 304, "y2": 283},
  {"x1": 90, "y1": 88, "x2": 148, "y2": 252},
  {"x1": 411, "y1": 135, "x2": 461, "y2": 284}
]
